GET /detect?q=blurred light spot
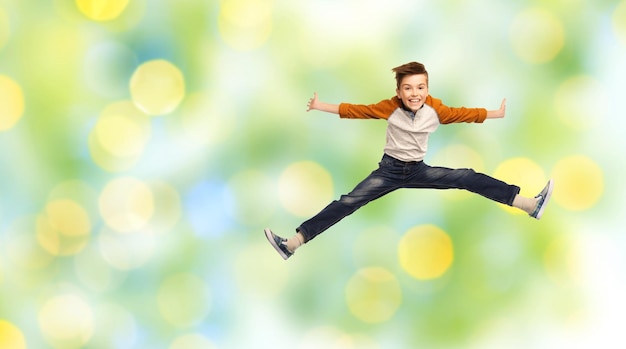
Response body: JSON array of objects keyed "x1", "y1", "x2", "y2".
[
  {"x1": 278, "y1": 161, "x2": 334, "y2": 217},
  {"x1": 398, "y1": 224, "x2": 453, "y2": 280},
  {"x1": 157, "y1": 273, "x2": 211, "y2": 327},
  {"x1": 613, "y1": 0, "x2": 626, "y2": 46},
  {"x1": 552, "y1": 155, "x2": 603, "y2": 211},
  {"x1": 345, "y1": 267, "x2": 402, "y2": 324},
  {"x1": 45, "y1": 199, "x2": 91, "y2": 237},
  {"x1": 38, "y1": 293, "x2": 94, "y2": 348},
  {"x1": 492, "y1": 157, "x2": 546, "y2": 215},
  {"x1": 84, "y1": 41, "x2": 138, "y2": 98},
  {"x1": 36, "y1": 199, "x2": 91, "y2": 256},
  {"x1": 99, "y1": 176, "x2": 154, "y2": 233},
  {"x1": 185, "y1": 180, "x2": 234, "y2": 238},
  {"x1": 0, "y1": 320, "x2": 26, "y2": 349},
  {"x1": 146, "y1": 181, "x2": 181, "y2": 234},
  {"x1": 48, "y1": 179, "x2": 97, "y2": 204},
  {"x1": 94, "y1": 101, "x2": 151, "y2": 157},
  {"x1": 130, "y1": 59, "x2": 185, "y2": 115},
  {"x1": 509, "y1": 8, "x2": 564, "y2": 63},
  {"x1": 75, "y1": 0, "x2": 130, "y2": 21},
  {"x1": 218, "y1": 0, "x2": 273, "y2": 51},
  {"x1": 299, "y1": 326, "x2": 379, "y2": 349},
  {"x1": 98, "y1": 227, "x2": 155, "y2": 270},
  {"x1": 431, "y1": 144, "x2": 485, "y2": 201},
  {"x1": 0, "y1": 75, "x2": 24, "y2": 131},
  {"x1": 179, "y1": 92, "x2": 236, "y2": 148},
  {"x1": 233, "y1": 243, "x2": 289, "y2": 299},
  {"x1": 227, "y1": 170, "x2": 275, "y2": 226},
  {"x1": 170, "y1": 333, "x2": 217, "y2": 349},
  {"x1": 89, "y1": 101, "x2": 151, "y2": 172},
  {"x1": 0, "y1": 7, "x2": 9, "y2": 50},
  {"x1": 5, "y1": 216, "x2": 54, "y2": 270},
  {"x1": 554, "y1": 75, "x2": 608, "y2": 130},
  {"x1": 75, "y1": 245, "x2": 125, "y2": 292},
  {"x1": 91, "y1": 303, "x2": 137, "y2": 349}
]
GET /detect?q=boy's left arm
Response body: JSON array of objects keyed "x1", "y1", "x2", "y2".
[{"x1": 429, "y1": 96, "x2": 506, "y2": 124}]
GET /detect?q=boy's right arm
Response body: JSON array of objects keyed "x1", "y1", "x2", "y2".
[
  {"x1": 306, "y1": 92, "x2": 339, "y2": 114},
  {"x1": 307, "y1": 92, "x2": 399, "y2": 120}
]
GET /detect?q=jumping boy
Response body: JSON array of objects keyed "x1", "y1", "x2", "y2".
[{"x1": 265, "y1": 61, "x2": 554, "y2": 260}]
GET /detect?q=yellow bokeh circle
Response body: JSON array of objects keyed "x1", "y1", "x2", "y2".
[
  {"x1": 157, "y1": 273, "x2": 211, "y2": 327},
  {"x1": 38, "y1": 294, "x2": 94, "y2": 348},
  {"x1": 493, "y1": 157, "x2": 546, "y2": 215},
  {"x1": 554, "y1": 75, "x2": 607, "y2": 130},
  {"x1": 0, "y1": 75, "x2": 24, "y2": 131},
  {"x1": 99, "y1": 177, "x2": 154, "y2": 232},
  {"x1": 89, "y1": 101, "x2": 151, "y2": 172},
  {"x1": 75, "y1": 0, "x2": 130, "y2": 21},
  {"x1": 278, "y1": 161, "x2": 334, "y2": 217},
  {"x1": 0, "y1": 320, "x2": 27, "y2": 349},
  {"x1": 398, "y1": 224, "x2": 454, "y2": 280},
  {"x1": 510, "y1": 8, "x2": 565, "y2": 63},
  {"x1": 613, "y1": 0, "x2": 626, "y2": 46},
  {"x1": 551, "y1": 155, "x2": 603, "y2": 211},
  {"x1": 345, "y1": 267, "x2": 402, "y2": 323},
  {"x1": 146, "y1": 181, "x2": 182, "y2": 234},
  {"x1": 130, "y1": 59, "x2": 185, "y2": 115},
  {"x1": 218, "y1": 0, "x2": 273, "y2": 50},
  {"x1": 36, "y1": 199, "x2": 92, "y2": 256},
  {"x1": 95, "y1": 110, "x2": 150, "y2": 158}
]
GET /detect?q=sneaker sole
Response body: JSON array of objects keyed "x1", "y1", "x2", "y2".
[
  {"x1": 535, "y1": 180, "x2": 554, "y2": 220},
  {"x1": 264, "y1": 228, "x2": 290, "y2": 260}
]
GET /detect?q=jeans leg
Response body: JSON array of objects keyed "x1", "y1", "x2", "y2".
[
  {"x1": 406, "y1": 162, "x2": 520, "y2": 205},
  {"x1": 297, "y1": 164, "x2": 401, "y2": 243}
]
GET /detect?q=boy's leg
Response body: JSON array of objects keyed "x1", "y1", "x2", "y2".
[
  {"x1": 406, "y1": 162, "x2": 520, "y2": 205},
  {"x1": 297, "y1": 165, "x2": 400, "y2": 242},
  {"x1": 406, "y1": 162, "x2": 554, "y2": 218},
  {"x1": 265, "y1": 156, "x2": 403, "y2": 259}
]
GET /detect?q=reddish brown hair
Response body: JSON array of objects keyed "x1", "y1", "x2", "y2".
[{"x1": 392, "y1": 62, "x2": 428, "y2": 89}]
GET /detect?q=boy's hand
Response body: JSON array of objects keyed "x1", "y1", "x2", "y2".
[
  {"x1": 486, "y1": 98, "x2": 506, "y2": 119},
  {"x1": 307, "y1": 92, "x2": 319, "y2": 111},
  {"x1": 306, "y1": 92, "x2": 340, "y2": 114}
]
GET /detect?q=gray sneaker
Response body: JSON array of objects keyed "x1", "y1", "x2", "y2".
[
  {"x1": 530, "y1": 179, "x2": 554, "y2": 220},
  {"x1": 264, "y1": 228, "x2": 293, "y2": 260}
]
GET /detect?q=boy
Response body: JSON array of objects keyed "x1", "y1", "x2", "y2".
[{"x1": 265, "y1": 61, "x2": 553, "y2": 260}]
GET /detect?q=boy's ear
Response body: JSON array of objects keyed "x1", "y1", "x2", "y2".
[{"x1": 395, "y1": 88, "x2": 400, "y2": 98}]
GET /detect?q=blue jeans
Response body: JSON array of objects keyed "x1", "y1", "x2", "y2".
[{"x1": 297, "y1": 153, "x2": 520, "y2": 242}]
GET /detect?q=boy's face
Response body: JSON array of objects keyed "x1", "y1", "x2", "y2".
[{"x1": 396, "y1": 74, "x2": 429, "y2": 113}]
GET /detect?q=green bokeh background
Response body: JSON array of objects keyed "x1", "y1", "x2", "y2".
[{"x1": 1, "y1": 0, "x2": 625, "y2": 348}]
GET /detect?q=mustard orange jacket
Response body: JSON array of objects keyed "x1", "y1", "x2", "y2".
[
  {"x1": 336, "y1": 95, "x2": 487, "y2": 162},
  {"x1": 338, "y1": 95, "x2": 487, "y2": 123}
]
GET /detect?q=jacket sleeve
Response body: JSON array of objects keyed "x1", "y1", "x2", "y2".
[
  {"x1": 338, "y1": 97, "x2": 400, "y2": 120},
  {"x1": 427, "y1": 95, "x2": 487, "y2": 124}
]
